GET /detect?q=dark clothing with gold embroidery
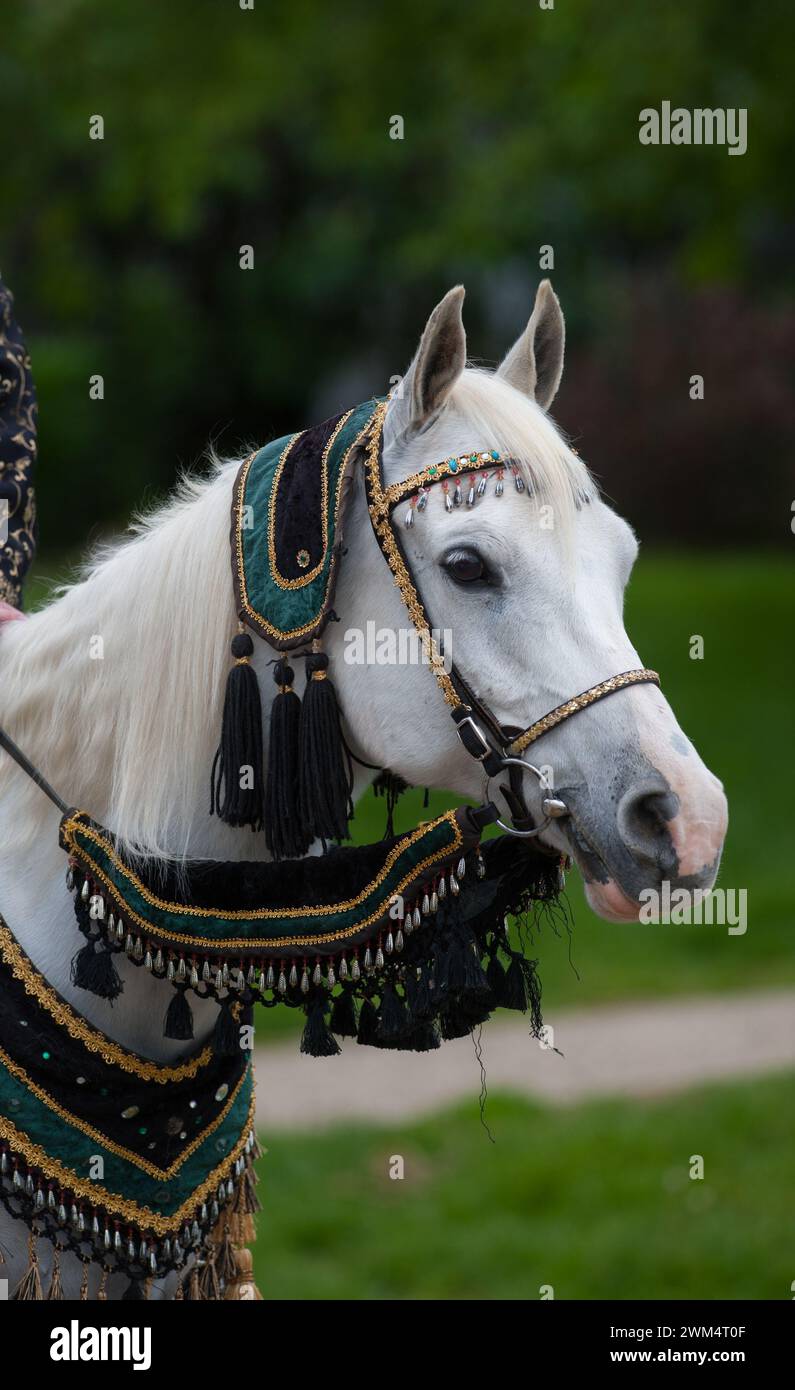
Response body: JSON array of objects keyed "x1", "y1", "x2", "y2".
[{"x1": 0, "y1": 278, "x2": 37, "y2": 609}]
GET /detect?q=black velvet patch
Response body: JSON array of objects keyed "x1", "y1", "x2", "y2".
[{"x1": 272, "y1": 411, "x2": 346, "y2": 581}]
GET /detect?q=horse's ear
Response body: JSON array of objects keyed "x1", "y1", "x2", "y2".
[
  {"x1": 497, "y1": 279, "x2": 565, "y2": 410},
  {"x1": 394, "y1": 285, "x2": 467, "y2": 432}
]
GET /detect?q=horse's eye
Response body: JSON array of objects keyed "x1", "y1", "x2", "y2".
[{"x1": 443, "y1": 549, "x2": 488, "y2": 585}]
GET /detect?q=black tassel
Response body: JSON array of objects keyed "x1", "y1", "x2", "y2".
[
  {"x1": 356, "y1": 997, "x2": 379, "y2": 1046},
  {"x1": 163, "y1": 985, "x2": 194, "y2": 1040},
  {"x1": 372, "y1": 769, "x2": 409, "y2": 839},
  {"x1": 502, "y1": 955, "x2": 529, "y2": 1012},
  {"x1": 405, "y1": 963, "x2": 435, "y2": 1021},
  {"x1": 298, "y1": 649, "x2": 353, "y2": 844},
  {"x1": 300, "y1": 997, "x2": 340, "y2": 1057},
  {"x1": 265, "y1": 661, "x2": 309, "y2": 860},
  {"x1": 212, "y1": 997, "x2": 241, "y2": 1056},
  {"x1": 486, "y1": 954, "x2": 510, "y2": 1007},
  {"x1": 375, "y1": 982, "x2": 407, "y2": 1046},
  {"x1": 402, "y1": 1019, "x2": 441, "y2": 1052},
  {"x1": 122, "y1": 1278, "x2": 146, "y2": 1301},
  {"x1": 436, "y1": 920, "x2": 490, "y2": 1004},
  {"x1": 210, "y1": 630, "x2": 265, "y2": 831},
  {"x1": 329, "y1": 988, "x2": 358, "y2": 1038},
  {"x1": 70, "y1": 943, "x2": 123, "y2": 1001},
  {"x1": 439, "y1": 994, "x2": 493, "y2": 1040}
]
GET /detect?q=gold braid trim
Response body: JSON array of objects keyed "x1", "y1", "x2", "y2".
[
  {"x1": 0, "y1": 1094, "x2": 256, "y2": 1237},
  {"x1": 0, "y1": 1042, "x2": 248, "y2": 1179},
  {"x1": 60, "y1": 809, "x2": 463, "y2": 950},
  {"x1": 267, "y1": 411, "x2": 353, "y2": 590},
  {"x1": 363, "y1": 401, "x2": 458, "y2": 707},
  {"x1": 507, "y1": 669, "x2": 661, "y2": 755},
  {"x1": 235, "y1": 403, "x2": 380, "y2": 642},
  {"x1": 0, "y1": 918, "x2": 212, "y2": 1082}
]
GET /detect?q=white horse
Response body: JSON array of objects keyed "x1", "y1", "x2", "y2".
[{"x1": 0, "y1": 281, "x2": 728, "y2": 1297}]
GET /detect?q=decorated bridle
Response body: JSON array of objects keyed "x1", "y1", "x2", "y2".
[{"x1": 360, "y1": 398, "x2": 660, "y2": 840}]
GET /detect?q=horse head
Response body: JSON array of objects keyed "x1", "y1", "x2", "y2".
[{"x1": 333, "y1": 282, "x2": 728, "y2": 921}]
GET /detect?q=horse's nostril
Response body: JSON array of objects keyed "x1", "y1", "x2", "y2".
[{"x1": 617, "y1": 782, "x2": 679, "y2": 870}]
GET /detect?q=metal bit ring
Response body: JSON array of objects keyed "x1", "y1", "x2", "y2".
[{"x1": 482, "y1": 756, "x2": 556, "y2": 838}]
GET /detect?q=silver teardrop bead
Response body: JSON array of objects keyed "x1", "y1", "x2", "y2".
[
  {"x1": 300, "y1": 968, "x2": 309, "y2": 994},
  {"x1": 495, "y1": 479, "x2": 504, "y2": 497},
  {"x1": 477, "y1": 473, "x2": 488, "y2": 496},
  {"x1": 444, "y1": 491, "x2": 453, "y2": 513},
  {"x1": 449, "y1": 872, "x2": 460, "y2": 896},
  {"x1": 417, "y1": 489, "x2": 428, "y2": 510},
  {"x1": 313, "y1": 962, "x2": 323, "y2": 986},
  {"x1": 166, "y1": 958, "x2": 176, "y2": 981},
  {"x1": 453, "y1": 484, "x2": 462, "y2": 506},
  {"x1": 339, "y1": 956, "x2": 349, "y2": 980},
  {"x1": 438, "y1": 876, "x2": 447, "y2": 899},
  {"x1": 80, "y1": 878, "x2": 90, "y2": 902},
  {"x1": 203, "y1": 959, "x2": 211, "y2": 982},
  {"x1": 190, "y1": 963, "x2": 199, "y2": 987},
  {"x1": 466, "y1": 484, "x2": 476, "y2": 507},
  {"x1": 395, "y1": 930, "x2": 404, "y2": 953},
  {"x1": 289, "y1": 963, "x2": 298, "y2": 988},
  {"x1": 107, "y1": 912, "x2": 115, "y2": 933},
  {"x1": 144, "y1": 949, "x2": 153, "y2": 972},
  {"x1": 326, "y1": 964, "x2": 336, "y2": 988},
  {"x1": 375, "y1": 946, "x2": 385, "y2": 969},
  {"x1": 351, "y1": 958, "x2": 361, "y2": 981},
  {"x1": 214, "y1": 968, "x2": 224, "y2": 990},
  {"x1": 66, "y1": 866, "x2": 75, "y2": 891},
  {"x1": 457, "y1": 856, "x2": 466, "y2": 879},
  {"x1": 412, "y1": 904, "x2": 421, "y2": 928},
  {"x1": 476, "y1": 852, "x2": 486, "y2": 879},
  {"x1": 154, "y1": 949, "x2": 164, "y2": 973},
  {"x1": 422, "y1": 892, "x2": 430, "y2": 915},
  {"x1": 385, "y1": 932, "x2": 394, "y2": 955},
  {"x1": 364, "y1": 948, "x2": 373, "y2": 973},
  {"x1": 177, "y1": 956, "x2": 187, "y2": 982},
  {"x1": 430, "y1": 890, "x2": 439, "y2": 913},
  {"x1": 116, "y1": 919, "x2": 125, "y2": 942},
  {"x1": 277, "y1": 970, "x2": 287, "y2": 994},
  {"x1": 266, "y1": 964, "x2": 275, "y2": 989}
]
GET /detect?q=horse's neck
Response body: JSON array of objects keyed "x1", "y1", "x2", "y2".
[{"x1": 0, "y1": 466, "x2": 258, "y2": 1057}]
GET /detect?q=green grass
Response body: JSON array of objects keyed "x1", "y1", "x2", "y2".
[
  {"x1": 252, "y1": 1072, "x2": 795, "y2": 1300},
  {"x1": 25, "y1": 549, "x2": 794, "y2": 1037}
]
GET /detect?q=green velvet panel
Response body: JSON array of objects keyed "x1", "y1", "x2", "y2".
[
  {"x1": 0, "y1": 1055, "x2": 253, "y2": 1223},
  {"x1": 237, "y1": 398, "x2": 380, "y2": 643},
  {"x1": 61, "y1": 810, "x2": 461, "y2": 950}
]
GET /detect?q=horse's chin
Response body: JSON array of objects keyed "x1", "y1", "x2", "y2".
[{"x1": 583, "y1": 878, "x2": 642, "y2": 923}]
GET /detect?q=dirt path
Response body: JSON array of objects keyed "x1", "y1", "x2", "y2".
[{"x1": 254, "y1": 988, "x2": 795, "y2": 1131}]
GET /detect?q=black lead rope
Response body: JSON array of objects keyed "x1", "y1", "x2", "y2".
[{"x1": 0, "y1": 725, "x2": 69, "y2": 815}]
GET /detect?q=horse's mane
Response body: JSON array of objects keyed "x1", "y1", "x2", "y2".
[{"x1": 1, "y1": 459, "x2": 242, "y2": 863}]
